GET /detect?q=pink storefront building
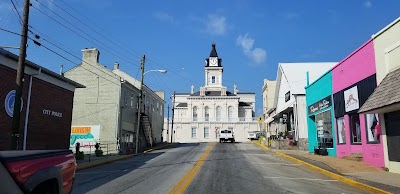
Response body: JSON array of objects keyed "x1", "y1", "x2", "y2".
[{"x1": 331, "y1": 39, "x2": 385, "y2": 168}]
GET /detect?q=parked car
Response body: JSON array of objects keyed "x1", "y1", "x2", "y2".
[
  {"x1": 0, "y1": 150, "x2": 77, "y2": 194},
  {"x1": 248, "y1": 131, "x2": 264, "y2": 140}
]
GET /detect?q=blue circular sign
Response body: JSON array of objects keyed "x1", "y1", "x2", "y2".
[{"x1": 4, "y1": 90, "x2": 23, "y2": 117}]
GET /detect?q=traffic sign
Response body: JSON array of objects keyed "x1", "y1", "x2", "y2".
[{"x1": 256, "y1": 116, "x2": 265, "y2": 123}]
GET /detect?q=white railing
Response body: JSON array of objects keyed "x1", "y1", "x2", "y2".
[{"x1": 172, "y1": 117, "x2": 258, "y2": 122}]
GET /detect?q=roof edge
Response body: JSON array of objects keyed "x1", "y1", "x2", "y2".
[{"x1": 372, "y1": 17, "x2": 400, "y2": 39}]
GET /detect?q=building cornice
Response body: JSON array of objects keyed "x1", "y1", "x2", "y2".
[{"x1": 187, "y1": 96, "x2": 240, "y2": 100}]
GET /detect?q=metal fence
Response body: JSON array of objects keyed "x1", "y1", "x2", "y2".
[{"x1": 72, "y1": 141, "x2": 119, "y2": 162}]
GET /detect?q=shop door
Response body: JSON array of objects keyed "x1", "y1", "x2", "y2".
[{"x1": 385, "y1": 110, "x2": 400, "y2": 162}]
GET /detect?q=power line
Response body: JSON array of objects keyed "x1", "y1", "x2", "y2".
[
  {"x1": 57, "y1": 0, "x2": 143, "y2": 58},
  {"x1": 0, "y1": 27, "x2": 21, "y2": 36},
  {"x1": 30, "y1": 3, "x2": 140, "y2": 68},
  {"x1": 29, "y1": 37, "x2": 121, "y2": 86},
  {"x1": 9, "y1": 0, "x2": 22, "y2": 24},
  {"x1": 47, "y1": 0, "x2": 143, "y2": 61},
  {"x1": 1, "y1": 3, "x2": 13, "y2": 28}
]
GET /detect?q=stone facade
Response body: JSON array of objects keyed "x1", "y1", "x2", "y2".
[{"x1": 169, "y1": 44, "x2": 259, "y2": 143}]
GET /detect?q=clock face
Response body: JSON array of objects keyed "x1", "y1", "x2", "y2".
[{"x1": 210, "y1": 57, "x2": 218, "y2": 66}]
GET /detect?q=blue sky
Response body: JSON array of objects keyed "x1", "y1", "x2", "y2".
[{"x1": 1, "y1": 0, "x2": 399, "y2": 116}]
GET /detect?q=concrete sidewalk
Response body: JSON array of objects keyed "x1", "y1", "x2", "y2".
[
  {"x1": 273, "y1": 149, "x2": 400, "y2": 193},
  {"x1": 75, "y1": 143, "x2": 173, "y2": 171}
]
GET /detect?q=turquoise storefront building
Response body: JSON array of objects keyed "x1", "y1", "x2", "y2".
[{"x1": 305, "y1": 70, "x2": 336, "y2": 156}]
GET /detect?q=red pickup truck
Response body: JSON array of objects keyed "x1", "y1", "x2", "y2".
[{"x1": 0, "y1": 150, "x2": 76, "y2": 194}]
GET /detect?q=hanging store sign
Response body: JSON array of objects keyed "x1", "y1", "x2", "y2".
[
  {"x1": 308, "y1": 95, "x2": 331, "y2": 114},
  {"x1": 344, "y1": 86, "x2": 359, "y2": 112}
]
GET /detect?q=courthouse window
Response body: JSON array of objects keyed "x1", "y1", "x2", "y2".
[{"x1": 191, "y1": 127, "x2": 197, "y2": 138}]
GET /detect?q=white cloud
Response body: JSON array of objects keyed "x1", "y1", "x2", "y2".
[
  {"x1": 153, "y1": 12, "x2": 175, "y2": 23},
  {"x1": 251, "y1": 48, "x2": 267, "y2": 64},
  {"x1": 31, "y1": 0, "x2": 55, "y2": 11},
  {"x1": 281, "y1": 12, "x2": 299, "y2": 20},
  {"x1": 206, "y1": 14, "x2": 227, "y2": 36},
  {"x1": 236, "y1": 34, "x2": 267, "y2": 65},
  {"x1": 364, "y1": 1, "x2": 372, "y2": 8}
]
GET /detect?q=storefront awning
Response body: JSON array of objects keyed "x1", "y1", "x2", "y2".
[
  {"x1": 359, "y1": 67, "x2": 400, "y2": 114},
  {"x1": 264, "y1": 117, "x2": 274, "y2": 123}
]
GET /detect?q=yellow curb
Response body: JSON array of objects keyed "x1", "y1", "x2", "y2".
[
  {"x1": 76, "y1": 143, "x2": 173, "y2": 171},
  {"x1": 252, "y1": 141, "x2": 391, "y2": 194},
  {"x1": 275, "y1": 152, "x2": 392, "y2": 194},
  {"x1": 252, "y1": 141, "x2": 270, "y2": 151}
]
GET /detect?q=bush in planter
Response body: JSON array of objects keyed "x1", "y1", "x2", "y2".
[
  {"x1": 95, "y1": 149, "x2": 104, "y2": 157},
  {"x1": 258, "y1": 136, "x2": 265, "y2": 143},
  {"x1": 75, "y1": 151, "x2": 84, "y2": 160}
]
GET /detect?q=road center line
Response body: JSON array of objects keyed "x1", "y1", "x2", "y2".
[{"x1": 169, "y1": 143, "x2": 215, "y2": 194}]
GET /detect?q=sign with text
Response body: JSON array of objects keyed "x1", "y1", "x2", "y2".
[
  {"x1": 70, "y1": 125, "x2": 100, "y2": 151},
  {"x1": 285, "y1": 91, "x2": 290, "y2": 102},
  {"x1": 308, "y1": 96, "x2": 332, "y2": 114},
  {"x1": 344, "y1": 86, "x2": 359, "y2": 112}
]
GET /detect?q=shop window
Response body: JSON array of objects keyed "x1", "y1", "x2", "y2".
[
  {"x1": 365, "y1": 114, "x2": 380, "y2": 143},
  {"x1": 350, "y1": 114, "x2": 361, "y2": 144},
  {"x1": 336, "y1": 117, "x2": 346, "y2": 144},
  {"x1": 315, "y1": 110, "x2": 333, "y2": 148}
]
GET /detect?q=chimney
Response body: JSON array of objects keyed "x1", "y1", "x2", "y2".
[
  {"x1": 60, "y1": 64, "x2": 64, "y2": 76},
  {"x1": 81, "y1": 48, "x2": 100, "y2": 65},
  {"x1": 114, "y1": 62, "x2": 119, "y2": 70},
  {"x1": 191, "y1": 85, "x2": 194, "y2": 94},
  {"x1": 234, "y1": 84, "x2": 238, "y2": 94}
]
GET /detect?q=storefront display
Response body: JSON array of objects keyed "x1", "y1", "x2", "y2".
[
  {"x1": 315, "y1": 110, "x2": 333, "y2": 148},
  {"x1": 365, "y1": 114, "x2": 380, "y2": 143},
  {"x1": 336, "y1": 117, "x2": 346, "y2": 144}
]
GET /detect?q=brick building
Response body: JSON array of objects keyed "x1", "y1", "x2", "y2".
[{"x1": 0, "y1": 48, "x2": 84, "y2": 150}]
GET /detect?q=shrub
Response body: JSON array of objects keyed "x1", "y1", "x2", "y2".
[
  {"x1": 95, "y1": 149, "x2": 104, "y2": 157},
  {"x1": 258, "y1": 136, "x2": 265, "y2": 143},
  {"x1": 75, "y1": 151, "x2": 84, "y2": 160}
]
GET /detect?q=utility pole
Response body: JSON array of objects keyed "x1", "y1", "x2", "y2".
[
  {"x1": 135, "y1": 55, "x2": 145, "y2": 154},
  {"x1": 11, "y1": 0, "x2": 30, "y2": 150},
  {"x1": 167, "y1": 104, "x2": 170, "y2": 143},
  {"x1": 171, "y1": 91, "x2": 175, "y2": 143}
]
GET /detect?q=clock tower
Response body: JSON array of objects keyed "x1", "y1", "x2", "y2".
[{"x1": 204, "y1": 43, "x2": 224, "y2": 90}]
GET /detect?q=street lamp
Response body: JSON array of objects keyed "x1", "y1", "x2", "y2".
[{"x1": 135, "y1": 55, "x2": 167, "y2": 154}]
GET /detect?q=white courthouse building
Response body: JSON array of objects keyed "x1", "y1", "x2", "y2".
[{"x1": 171, "y1": 44, "x2": 259, "y2": 143}]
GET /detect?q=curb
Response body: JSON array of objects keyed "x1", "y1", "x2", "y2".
[
  {"x1": 253, "y1": 142, "x2": 392, "y2": 194},
  {"x1": 76, "y1": 143, "x2": 173, "y2": 171}
]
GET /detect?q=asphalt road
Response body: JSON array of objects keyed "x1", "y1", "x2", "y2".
[{"x1": 72, "y1": 142, "x2": 366, "y2": 194}]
